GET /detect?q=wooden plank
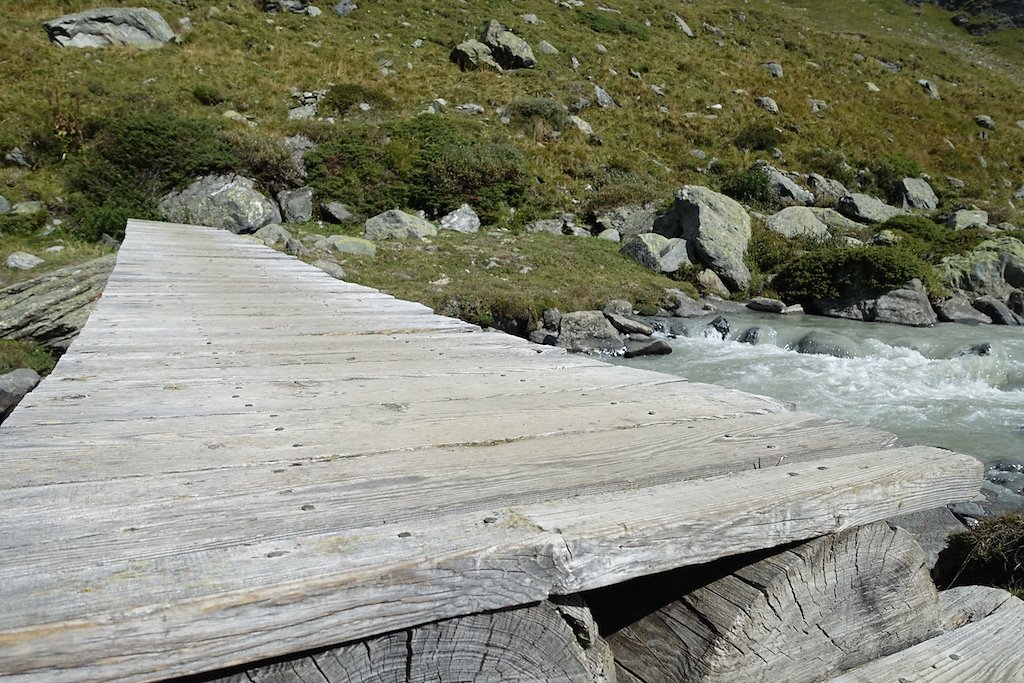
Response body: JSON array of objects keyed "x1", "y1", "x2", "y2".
[
  {"x1": 826, "y1": 601, "x2": 1024, "y2": 682},
  {"x1": 0, "y1": 448, "x2": 982, "y2": 683}
]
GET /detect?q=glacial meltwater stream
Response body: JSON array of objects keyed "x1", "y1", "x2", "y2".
[{"x1": 609, "y1": 310, "x2": 1024, "y2": 495}]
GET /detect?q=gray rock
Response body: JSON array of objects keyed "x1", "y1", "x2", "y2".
[
  {"x1": 159, "y1": 174, "x2": 281, "y2": 234},
  {"x1": 946, "y1": 209, "x2": 988, "y2": 230},
  {"x1": 0, "y1": 195, "x2": 9, "y2": 214},
  {"x1": 0, "y1": 368, "x2": 41, "y2": 423},
  {"x1": 364, "y1": 209, "x2": 437, "y2": 240},
  {"x1": 4, "y1": 148, "x2": 31, "y2": 168},
  {"x1": 333, "y1": 0, "x2": 356, "y2": 17},
  {"x1": 972, "y1": 295, "x2": 1023, "y2": 325},
  {"x1": 747, "y1": 297, "x2": 787, "y2": 314},
  {"x1": 755, "y1": 96, "x2": 780, "y2": 115},
  {"x1": 897, "y1": 177, "x2": 939, "y2": 211},
  {"x1": 450, "y1": 39, "x2": 502, "y2": 72},
  {"x1": 669, "y1": 13, "x2": 694, "y2": 38},
  {"x1": 605, "y1": 312, "x2": 654, "y2": 336},
  {"x1": 918, "y1": 79, "x2": 940, "y2": 99},
  {"x1": 624, "y1": 339, "x2": 672, "y2": 358},
  {"x1": 807, "y1": 174, "x2": 850, "y2": 207},
  {"x1": 1009, "y1": 289, "x2": 1024, "y2": 317},
  {"x1": 959, "y1": 343, "x2": 993, "y2": 357},
  {"x1": 567, "y1": 115, "x2": 593, "y2": 136},
  {"x1": 838, "y1": 193, "x2": 905, "y2": 224},
  {"x1": 455, "y1": 102, "x2": 485, "y2": 115},
  {"x1": 765, "y1": 206, "x2": 830, "y2": 239},
  {"x1": 0, "y1": 255, "x2": 115, "y2": 350},
  {"x1": 762, "y1": 62, "x2": 783, "y2": 78},
  {"x1": 806, "y1": 208, "x2": 863, "y2": 234},
  {"x1": 866, "y1": 81, "x2": 881, "y2": 93},
  {"x1": 322, "y1": 202, "x2": 355, "y2": 224},
  {"x1": 940, "y1": 236, "x2": 1024, "y2": 299},
  {"x1": 5, "y1": 252, "x2": 44, "y2": 271},
  {"x1": 253, "y1": 223, "x2": 292, "y2": 246},
  {"x1": 603, "y1": 300, "x2": 633, "y2": 317},
  {"x1": 284, "y1": 238, "x2": 304, "y2": 256},
  {"x1": 658, "y1": 239, "x2": 692, "y2": 273},
  {"x1": 480, "y1": 20, "x2": 536, "y2": 70},
  {"x1": 738, "y1": 326, "x2": 772, "y2": 344},
  {"x1": 537, "y1": 40, "x2": 559, "y2": 55},
  {"x1": 556, "y1": 311, "x2": 623, "y2": 353},
  {"x1": 277, "y1": 187, "x2": 313, "y2": 223},
  {"x1": 620, "y1": 233, "x2": 691, "y2": 273},
  {"x1": 282, "y1": 135, "x2": 316, "y2": 178},
  {"x1": 43, "y1": 7, "x2": 177, "y2": 49},
  {"x1": 1014, "y1": 185, "x2": 1024, "y2": 201},
  {"x1": 975, "y1": 115, "x2": 996, "y2": 130},
  {"x1": 793, "y1": 332, "x2": 854, "y2": 358},
  {"x1": 817, "y1": 279, "x2": 937, "y2": 327},
  {"x1": 808, "y1": 98, "x2": 828, "y2": 113},
  {"x1": 697, "y1": 269, "x2": 731, "y2": 298},
  {"x1": 594, "y1": 204, "x2": 658, "y2": 239},
  {"x1": 439, "y1": 204, "x2": 480, "y2": 233},
  {"x1": 701, "y1": 315, "x2": 731, "y2": 340},
  {"x1": 12, "y1": 201, "x2": 44, "y2": 216},
  {"x1": 527, "y1": 218, "x2": 565, "y2": 235},
  {"x1": 664, "y1": 288, "x2": 708, "y2": 318},
  {"x1": 1018, "y1": 121, "x2": 1024, "y2": 130},
  {"x1": 520, "y1": 13, "x2": 538, "y2": 25},
  {"x1": 313, "y1": 259, "x2": 346, "y2": 279},
  {"x1": 946, "y1": 176, "x2": 966, "y2": 189},
  {"x1": 933, "y1": 296, "x2": 993, "y2": 324},
  {"x1": 762, "y1": 166, "x2": 815, "y2": 205},
  {"x1": 889, "y1": 507, "x2": 967, "y2": 572},
  {"x1": 594, "y1": 84, "x2": 616, "y2": 108},
  {"x1": 596, "y1": 229, "x2": 620, "y2": 242},
  {"x1": 322, "y1": 234, "x2": 376, "y2": 257},
  {"x1": 658, "y1": 186, "x2": 752, "y2": 291},
  {"x1": 287, "y1": 105, "x2": 317, "y2": 121}
]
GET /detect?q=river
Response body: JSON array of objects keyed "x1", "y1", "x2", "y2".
[{"x1": 608, "y1": 310, "x2": 1024, "y2": 486}]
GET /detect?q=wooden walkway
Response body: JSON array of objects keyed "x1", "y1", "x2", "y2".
[{"x1": 0, "y1": 220, "x2": 982, "y2": 682}]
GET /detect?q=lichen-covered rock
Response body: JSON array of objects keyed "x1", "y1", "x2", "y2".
[
  {"x1": 159, "y1": 174, "x2": 281, "y2": 234},
  {"x1": 277, "y1": 187, "x2": 313, "y2": 223},
  {"x1": 364, "y1": 209, "x2": 437, "y2": 240},
  {"x1": 838, "y1": 193, "x2": 905, "y2": 224},
  {"x1": 43, "y1": 8, "x2": 177, "y2": 49},
  {"x1": 620, "y1": 234, "x2": 691, "y2": 274},
  {"x1": 593, "y1": 204, "x2": 659, "y2": 239},
  {"x1": 439, "y1": 204, "x2": 480, "y2": 233},
  {"x1": 0, "y1": 368, "x2": 41, "y2": 423},
  {"x1": 940, "y1": 236, "x2": 1024, "y2": 299},
  {"x1": 323, "y1": 234, "x2": 376, "y2": 256},
  {"x1": 0, "y1": 255, "x2": 116, "y2": 350},
  {"x1": 764, "y1": 206, "x2": 829, "y2": 239},
  {"x1": 817, "y1": 279, "x2": 937, "y2": 327},
  {"x1": 946, "y1": 209, "x2": 988, "y2": 231},
  {"x1": 450, "y1": 39, "x2": 503, "y2": 72},
  {"x1": 897, "y1": 177, "x2": 939, "y2": 211},
  {"x1": 658, "y1": 186, "x2": 752, "y2": 291},
  {"x1": 556, "y1": 310, "x2": 623, "y2": 353},
  {"x1": 480, "y1": 20, "x2": 536, "y2": 69},
  {"x1": 5, "y1": 252, "x2": 44, "y2": 271}
]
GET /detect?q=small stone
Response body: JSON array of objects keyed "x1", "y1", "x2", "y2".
[
  {"x1": 595, "y1": 43, "x2": 608, "y2": 54},
  {"x1": 975, "y1": 115, "x2": 996, "y2": 130},
  {"x1": 4, "y1": 148, "x2": 32, "y2": 168},
  {"x1": 536, "y1": 40, "x2": 558, "y2": 55},
  {"x1": 12, "y1": 201, "x2": 44, "y2": 216},
  {"x1": 455, "y1": 102, "x2": 485, "y2": 115},
  {"x1": 762, "y1": 62, "x2": 783, "y2": 78},
  {"x1": 918, "y1": 79, "x2": 940, "y2": 100},
  {"x1": 5, "y1": 252, "x2": 44, "y2": 270},
  {"x1": 520, "y1": 13, "x2": 538, "y2": 24},
  {"x1": 755, "y1": 97, "x2": 779, "y2": 115},
  {"x1": 865, "y1": 81, "x2": 880, "y2": 92}
]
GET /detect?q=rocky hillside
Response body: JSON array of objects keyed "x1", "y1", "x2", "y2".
[{"x1": 911, "y1": 0, "x2": 1024, "y2": 33}]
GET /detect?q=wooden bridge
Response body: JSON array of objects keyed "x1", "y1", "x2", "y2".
[{"x1": 0, "y1": 219, "x2": 1011, "y2": 682}]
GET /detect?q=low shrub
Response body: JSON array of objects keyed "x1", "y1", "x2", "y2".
[
  {"x1": 192, "y1": 84, "x2": 224, "y2": 106},
  {"x1": 319, "y1": 83, "x2": 394, "y2": 116},
  {"x1": 0, "y1": 211, "x2": 48, "y2": 237},
  {"x1": 734, "y1": 123, "x2": 787, "y2": 151},
  {"x1": 797, "y1": 148, "x2": 857, "y2": 187},
  {"x1": 935, "y1": 513, "x2": 1024, "y2": 598},
  {"x1": 773, "y1": 245, "x2": 940, "y2": 304},
  {"x1": 576, "y1": 9, "x2": 649, "y2": 37},
  {"x1": 719, "y1": 165, "x2": 774, "y2": 206},
  {"x1": 860, "y1": 155, "x2": 924, "y2": 201},
  {"x1": 506, "y1": 98, "x2": 569, "y2": 131},
  {"x1": 746, "y1": 225, "x2": 832, "y2": 275},
  {"x1": 878, "y1": 215, "x2": 988, "y2": 263},
  {"x1": 0, "y1": 340, "x2": 56, "y2": 375},
  {"x1": 585, "y1": 169, "x2": 660, "y2": 216}
]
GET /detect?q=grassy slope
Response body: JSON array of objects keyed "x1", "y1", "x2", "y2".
[{"x1": 1, "y1": 0, "x2": 1023, "y2": 320}]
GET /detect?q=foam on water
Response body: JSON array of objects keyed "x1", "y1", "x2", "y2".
[{"x1": 610, "y1": 311, "x2": 1024, "y2": 468}]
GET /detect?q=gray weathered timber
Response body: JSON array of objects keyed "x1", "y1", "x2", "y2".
[
  {"x1": 210, "y1": 598, "x2": 614, "y2": 683},
  {"x1": 608, "y1": 522, "x2": 940, "y2": 683},
  {"x1": 0, "y1": 220, "x2": 982, "y2": 683},
  {"x1": 827, "y1": 600, "x2": 1024, "y2": 682}
]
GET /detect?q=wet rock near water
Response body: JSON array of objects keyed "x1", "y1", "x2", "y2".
[
  {"x1": 624, "y1": 339, "x2": 672, "y2": 358},
  {"x1": 792, "y1": 332, "x2": 855, "y2": 358},
  {"x1": 555, "y1": 310, "x2": 624, "y2": 354}
]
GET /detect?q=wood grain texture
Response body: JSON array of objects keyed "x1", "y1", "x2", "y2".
[
  {"x1": 606, "y1": 522, "x2": 940, "y2": 683},
  {"x1": 826, "y1": 600, "x2": 1024, "y2": 682},
  {"x1": 0, "y1": 220, "x2": 983, "y2": 683}
]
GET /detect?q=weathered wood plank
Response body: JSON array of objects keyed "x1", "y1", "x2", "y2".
[
  {"x1": 938, "y1": 585, "x2": 1024, "y2": 631},
  {"x1": 826, "y1": 600, "x2": 1024, "y2": 682},
  {"x1": 0, "y1": 448, "x2": 981, "y2": 683}
]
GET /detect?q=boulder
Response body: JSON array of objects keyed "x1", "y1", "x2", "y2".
[
  {"x1": 762, "y1": 62, "x2": 784, "y2": 78},
  {"x1": 596, "y1": 229, "x2": 619, "y2": 242},
  {"x1": 918, "y1": 79, "x2": 940, "y2": 99},
  {"x1": 624, "y1": 339, "x2": 672, "y2": 358},
  {"x1": 605, "y1": 312, "x2": 654, "y2": 336},
  {"x1": 670, "y1": 13, "x2": 694, "y2": 38},
  {"x1": 439, "y1": 204, "x2": 480, "y2": 234},
  {"x1": 322, "y1": 202, "x2": 355, "y2": 224},
  {"x1": 620, "y1": 234, "x2": 692, "y2": 273},
  {"x1": 364, "y1": 209, "x2": 437, "y2": 240},
  {"x1": 5, "y1": 252, "x2": 44, "y2": 271},
  {"x1": 946, "y1": 209, "x2": 988, "y2": 230},
  {"x1": 12, "y1": 201, "x2": 44, "y2": 216},
  {"x1": 747, "y1": 297, "x2": 787, "y2": 314},
  {"x1": 321, "y1": 234, "x2": 376, "y2": 256},
  {"x1": 764, "y1": 206, "x2": 829, "y2": 239},
  {"x1": 536, "y1": 40, "x2": 559, "y2": 55},
  {"x1": 837, "y1": 193, "x2": 905, "y2": 224},
  {"x1": 593, "y1": 204, "x2": 659, "y2": 239},
  {"x1": 277, "y1": 187, "x2": 313, "y2": 223},
  {"x1": 0, "y1": 255, "x2": 116, "y2": 350},
  {"x1": 43, "y1": 8, "x2": 177, "y2": 49},
  {"x1": 817, "y1": 279, "x2": 936, "y2": 327},
  {"x1": 664, "y1": 288, "x2": 708, "y2": 318},
  {"x1": 762, "y1": 166, "x2": 814, "y2": 205},
  {"x1": 450, "y1": 40, "x2": 502, "y2": 72},
  {"x1": 658, "y1": 186, "x2": 752, "y2": 291},
  {"x1": 793, "y1": 332, "x2": 854, "y2": 358},
  {"x1": 939, "y1": 236, "x2": 1024, "y2": 299},
  {"x1": 556, "y1": 311, "x2": 623, "y2": 353},
  {"x1": 480, "y1": 20, "x2": 536, "y2": 69},
  {"x1": 0, "y1": 368, "x2": 41, "y2": 423},
  {"x1": 897, "y1": 177, "x2": 939, "y2": 211},
  {"x1": 159, "y1": 174, "x2": 281, "y2": 234},
  {"x1": 755, "y1": 96, "x2": 780, "y2": 115},
  {"x1": 972, "y1": 295, "x2": 1023, "y2": 325},
  {"x1": 1009, "y1": 289, "x2": 1024, "y2": 317},
  {"x1": 808, "y1": 207, "x2": 862, "y2": 233},
  {"x1": 701, "y1": 315, "x2": 731, "y2": 340},
  {"x1": 253, "y1": 223, "x2": 292, "y2": 246},
  {"x1": 313, "y1": 259, "x2": 346, "y2": 280},
  {"x1": 933, "y1": 296, "x2": 993, "y2": 324},
  {"x1": 738, "y1": 326, "x2": 773, "y2": 344},
  {"x1": 697, "y1": 269, "x2": 731, "y2": 298},
  {"x1": 807, "y1": 174, "x2": 849, "y2": 207},
  {"x1": 975, "y1": 114, "x2": 996, "y2": 130},
  {"x1": 333, "y1": 0, "x2": 357, "y2": 17}
]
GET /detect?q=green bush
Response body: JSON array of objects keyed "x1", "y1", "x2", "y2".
[
  {"x1": 192, "y1": 84, "x2": 224, "y2": 106},
  {"x1": 746, "y1": 225, "x2": 833, "y2": 275},
  {"x1": 797, "y1": 148, "x2": 857, "y2": 187},
  {"x1": 734, "y1": 123, "x2": 787, "y2": 151},
  {"x1": 861, "y1": 155, "x2": 924, "y2": 201},
  {"x1": 879, "y1": 215, "x2": 988, "y2": 263},
  {"x1": 773, "y1": 245, "x2": 940, "y2": 304},
  {"x1": 576, "y1": 9, "x2": 649, "y2": 37},
  {"x1": 0, "y1": 340, "x2": 56, "y2": 375},
  {"x1": 0, "y1": 211, "x2": 48, "y2": 237},
  {"x1": 935, "y1": 513, "x2": 1024, "y2": 598},
  {"x1": 319, "y1": 83, "x2": 394, "y2": 116},
  {"x1": 719, "y1": 165, "x2": 774, "y2": 206},
  {"x1": 308, "y1": 117, "x2": 531, "y2": 223},
  {"x1": 506, "y1": 98, "x2": 569, "y2": 131},
  {"x1": 72, "y1": 197, "x2": 159, "y2": 242},
  {"x1": 585, "y1": 169, "x2": 660, "y2": 215}
]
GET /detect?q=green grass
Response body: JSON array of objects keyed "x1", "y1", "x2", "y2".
[
  {"x1": 0, "y1": 340, "x2": 56, "y2": 375},
  {"x1": 935, "y1": 513, "x2": 1024, "y2": 599}
]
